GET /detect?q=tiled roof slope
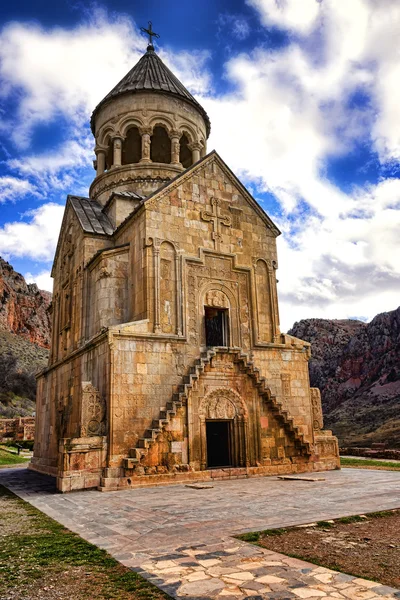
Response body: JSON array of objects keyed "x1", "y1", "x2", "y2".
[
  {"x1": 91, "y1": 47, "x2": 210, "y2": 136},
  {"x1": 69, "y1": 196, "x2": 114, "y2": 236}
]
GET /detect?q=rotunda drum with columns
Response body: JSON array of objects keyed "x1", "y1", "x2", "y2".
[{"x1": 91, "y1": 42, "x2": 210, "y2": 203}]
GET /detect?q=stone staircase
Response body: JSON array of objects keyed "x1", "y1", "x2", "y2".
[{"x1": 124, "y1": 347, "x2": 311, "y2": 470}]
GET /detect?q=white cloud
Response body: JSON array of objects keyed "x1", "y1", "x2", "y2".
[
  {"x1": 0, "y1": 11, "x2": 144, "y2": 147},
  {"x1": 0, "y1": 202, "x2": 64, "y2": 261},
  {"x1": 161, "y1": 50, "x2": 211, "y2": 96},
  {"x1": 8, "y1": 138, "x2": 91, "y2": 176},
  {"x1": 25, "y1": 269, "x2": 53, "y2": 293},
  {"x1": 0, "y1": 175, "x2": 38, "y2": 203},
  {"x1": 0, "y1": 10, "x2": 212, "y2": 148},
  {"x1": 201, "y1": 0, "x2": 400, "y2": 329},
  {"x1": 217, "y1": 14, "x2": 251, "y2": 41}
]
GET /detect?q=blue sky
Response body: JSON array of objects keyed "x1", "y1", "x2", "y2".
[{"x1": 0, "y1": 0, "x2": 399, "y2": 331}]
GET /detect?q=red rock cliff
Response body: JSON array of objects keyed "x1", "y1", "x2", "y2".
[
  {"x1": 0, "y1": 257, "x2": 52, "y2": 349},
  {"x1": 289, "y1": 309, "x2": 400, "y2": 448}
]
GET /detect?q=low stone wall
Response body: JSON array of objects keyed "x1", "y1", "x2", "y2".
[
  {"x1": 340, "y1": 447, "x2": 400, "y2": 460},
  {"x1": 0, "y1": 417, "x2": 35, "y2": 443}
]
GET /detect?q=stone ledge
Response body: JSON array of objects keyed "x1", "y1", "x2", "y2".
[{"x1": 98, "y1": 460, "x2": 340, "y2": 492}]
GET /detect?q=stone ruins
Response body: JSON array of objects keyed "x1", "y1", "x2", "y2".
[{"x1": 30, "y1": 37, "x2": 339, "y2": 492}]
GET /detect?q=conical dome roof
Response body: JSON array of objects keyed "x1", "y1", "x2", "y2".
[{"x1": 91, "y1": 46, "x2": 210, "y2": 136}]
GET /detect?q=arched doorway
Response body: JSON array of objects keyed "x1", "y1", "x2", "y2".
[{"x1": 199, "y1": 388, "x2": 248, "y2": 469}]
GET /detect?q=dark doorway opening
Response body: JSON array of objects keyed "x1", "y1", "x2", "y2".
[
  {"x1": 206, "y1": 420, "x2": 232, "y2": 468},
  {"x1": 205, "y1": 307, "x2": 229, "y2": 347}
]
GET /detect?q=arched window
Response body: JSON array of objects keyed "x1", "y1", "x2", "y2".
[
  {"x1": 122, "y1": 127, "x2": 141, "y2": 165},
  {"x1": 179, "y1": 134, "x2": 192, "y2": 168},
  {"x1": 105, "y1": 137, "x2": 113, "y2": 171},
  {"x1": 150, "y1": 126, "x2": 171, "y2": 163}
]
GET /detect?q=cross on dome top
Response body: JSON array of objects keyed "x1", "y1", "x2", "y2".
[{"x1": 140, "y1": 21, "x2": 160, "y2": 51}]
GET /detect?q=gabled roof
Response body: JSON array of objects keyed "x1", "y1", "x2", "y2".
[
  {"x1": 91, "y1": 47, "x2": 211, "y2": 136},
  {"x1": 114, "y1": 150, "x2": 281, "y2": 238},
  {"x1": 69, "y1": 196, "x2": 114, "y2": 236},
  {"x1": 51, "y1": 196, "x2": 114, "y2": 277}
]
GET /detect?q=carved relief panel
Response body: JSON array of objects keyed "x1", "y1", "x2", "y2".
[
  {"x1": 310, "y1": 388, "x2": 324, "y2": 430},
  {"x1": 80, "y1": 382, "x2": 106, "y2": 437}
]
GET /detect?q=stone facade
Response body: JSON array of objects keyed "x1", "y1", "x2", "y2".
[{"x1": 30, "y1": 45, "x2": 339, "y2": 492}]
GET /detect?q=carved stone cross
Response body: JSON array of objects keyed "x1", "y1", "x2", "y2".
[{"x1": 201, "y1": 197, "x2": 232, "y2": 250}]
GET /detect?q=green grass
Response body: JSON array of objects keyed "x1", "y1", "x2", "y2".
[
  {"x1": 0, "y1": 446, "x2": 29, "y2": 466},
  {"x1": 337, "y1": 515, "x2": 366, "y2": 524},
  {"x1": 237, "y1": 527, "x2": 288, "y2": 543},
  {"x1": 340, "y1": 457, "x2": 400, "y2": 470},
  {"x1": 0, "y1": 485, "x2": 168, "y2": 599},
  {"x1": 316, "y1": 520, "x2": 334, "y2": 528}
]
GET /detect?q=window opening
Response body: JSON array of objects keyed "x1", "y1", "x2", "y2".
[
  {"x1": 122, "y1": 127, "x2": 141, "y2": 164},
  {"x1": 205, "y1": 307, "x2": 229, "y2": 347},
  {"x1": 179, "y1": 133, "x2": 192, "y2": 168},
  {"x1": 150, "y1": 126, "x2": 171, "y2": 163}
]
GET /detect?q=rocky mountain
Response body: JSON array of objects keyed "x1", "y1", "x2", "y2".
[
  {"x1": 0, "y1": 258, "x2": 51, "y2": 418},
  {"x1": 289, "y1": 308, "x2": 400, "y2": 448},
  {"x1": 0, "y1": 257, "x2": 51, "y2": 348}
]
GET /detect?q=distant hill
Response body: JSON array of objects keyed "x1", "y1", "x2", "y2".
[
  {"x1": 0, "y1": 257, "x2": 51, "y2": 348},
  {"x1": 289, "y1": 308, "x2": 400, "y2": 448},
  {"x1": 0, "y1": 258, "x2": 51, "y2": 419}
]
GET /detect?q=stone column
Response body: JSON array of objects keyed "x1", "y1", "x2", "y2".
[
  {"x1": 170, "y1": 130, "x2": 181, "y2": 165},
  {"x1": 200, "y1": 418, "x2": 207, "y2": 470},
  {"x1": 153, "y1": 245, "x2": 161, "y2": 334},
  {"x1": 268, "y1": 260, "x2": 281, "y2": 342},
  {"x1": 112, "y1": 137, "x2": 123, "y2": 168},
  {"x1": 140, "y1": 127, "x2": 152, "y2": 163},
  {"x1": 190, "y1": 142, "x2": 202, "y2": 164},
  {"x1": 95, "y1": 147, "x2": 106, "y2": 177},
  {"x1": 175, "y1": 253, "x2": 182, "y2": 335}
]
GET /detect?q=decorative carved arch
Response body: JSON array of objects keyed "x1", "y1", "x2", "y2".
[
  {"x1": 148, "y1": 115, "x2": 175, "y2": 133},
  {"x1": 198, "y1": 281, "x2": 240, "y2": 346},
  {"x1": 97, "y1": 125, "x2": 117, "y2": 147},
  {"x1": 199, "y1": 387, "x2": 248, "y2": 419},
  {"x1": 119, "y1": 116, "x2": 145, "y2": 138},
  {"x1": 179, "y1": 124, "x2": 196, "y2": 143}
]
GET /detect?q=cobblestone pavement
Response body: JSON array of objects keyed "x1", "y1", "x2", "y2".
[{"x1": 1, "y1": 468, "x2": 399, "y2": 599}]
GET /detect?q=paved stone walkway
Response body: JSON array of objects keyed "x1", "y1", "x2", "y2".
[{"x1": 1, "y1": 468, "x2": 399, "y2": 599}]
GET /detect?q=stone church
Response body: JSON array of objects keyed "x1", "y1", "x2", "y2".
[{"x1": 31, "y1": 36, "x2": 339, "y2": 492}]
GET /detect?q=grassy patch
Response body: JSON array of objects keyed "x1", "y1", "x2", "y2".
[
  {"x1": 237, "y1": 527, "x2": 288, "y2": 543},
  {"x1": 0, "y1": 485, "x2": 169, "y2": 599},
  {"x1": 340, "y1": 457, "x2": 400, "y2": 470},
  {"x1": 0, "y1": 446, "x2": 29, "y2": 466},
  {"x1": 316, "y1": 520, "x2": 334, "y2": 528},
  {"x1": 337, "y1": 515, "x2": 366, "y2": 524}
]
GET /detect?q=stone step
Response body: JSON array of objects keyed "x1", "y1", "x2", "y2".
[
  {"x1": 124, "y1": 457, "x2": 139, "y2": 468},
  {"x1": 138, "y1": 438, "x2": 151, "y2": 449}
]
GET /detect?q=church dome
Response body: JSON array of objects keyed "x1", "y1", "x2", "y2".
[
  {"x1": 90, "y1": 44, "x2": 210, "y2": 204},
  {"x1": 91, "y1": 45, "x2": 210, "y2": 137}
]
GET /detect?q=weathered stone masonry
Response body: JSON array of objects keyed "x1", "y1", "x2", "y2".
[{"x1": 30, "y1": 42, "x2": 339, "y2": 492}]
